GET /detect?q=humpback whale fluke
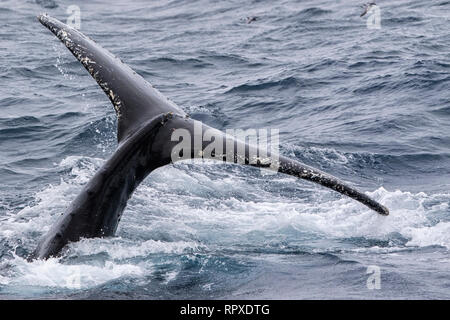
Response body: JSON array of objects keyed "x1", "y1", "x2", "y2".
[{"x1": 30, "y1": 14, "x2": 389, "y2": 260}]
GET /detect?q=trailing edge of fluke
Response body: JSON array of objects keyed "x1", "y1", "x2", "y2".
[{"x1": 30, "y1": 14, "x2": 389, "y2": 260}]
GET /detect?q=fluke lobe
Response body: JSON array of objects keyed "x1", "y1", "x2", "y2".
[{"x1": 30, "y1": 14, "x2": 389, "y2": 260}]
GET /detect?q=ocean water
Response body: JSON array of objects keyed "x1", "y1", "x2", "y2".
[{"x1": 0, "y1": 0, "x2": 449, "y2": 299}]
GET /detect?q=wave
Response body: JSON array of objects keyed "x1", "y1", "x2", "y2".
[
  {"x1": 3, "y1": 154, "x2": 448, "y2": 254},
  {"x1": 139, "y1": 56, "x2": 213, "y2": 69},
  {"x1": 384, "y1": 16, "x2": 424, "y2": 25},
  {"x1": 226, "y1": 76, "x2": 320, "y2": 94},
  {"x1": 0, "y1": 115, "x2": 40, "y2": 126}
]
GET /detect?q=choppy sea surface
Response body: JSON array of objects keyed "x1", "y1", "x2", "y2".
[{"x1": 1, "y1": 0, "x2": 449, "y2": 299}]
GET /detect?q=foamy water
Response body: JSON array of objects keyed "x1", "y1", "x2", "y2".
[{"x1": 1, "y1": 0, "x2": 449, "y2": 299}]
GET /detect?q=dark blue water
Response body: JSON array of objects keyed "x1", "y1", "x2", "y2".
[{"x1": 1, "y1": 0, "x2": 449, "y2": 299}]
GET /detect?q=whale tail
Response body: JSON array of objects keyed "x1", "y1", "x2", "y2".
[
  {"x1": 37, "y1": 14, "x2": 184, "y2": 143},
  {"x1": 31, "y1": 14, "x2": 388, "y2": 260}
]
